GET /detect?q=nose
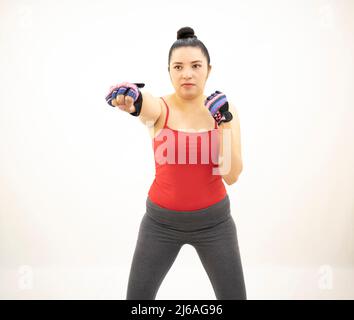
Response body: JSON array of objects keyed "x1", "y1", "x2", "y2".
[
  {"x1": 182, "y1": 67, "x2": 193, "y2": 78},
  {"x1": 182, "y1": 74, "x2": 192, "y2": 80}
]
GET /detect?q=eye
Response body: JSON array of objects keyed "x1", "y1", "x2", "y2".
[{"x1": 174, "y1": 64, "x2": 201, "y2": 70}]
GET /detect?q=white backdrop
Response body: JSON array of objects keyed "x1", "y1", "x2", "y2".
[{"x1": 0, "y1": 0, "x2": 353, "y2": 299}]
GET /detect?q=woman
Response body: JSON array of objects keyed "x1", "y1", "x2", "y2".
[{"x1": 105, "y1": 27, "x2": 246, "y2": 300}]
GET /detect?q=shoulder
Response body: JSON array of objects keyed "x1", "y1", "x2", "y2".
[{"x1": 159, "y1": 95, "x2": 169, "y2": 112}]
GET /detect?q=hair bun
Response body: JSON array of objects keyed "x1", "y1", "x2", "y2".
[{"x1": 177, "y1": 27, "x2": 196, "y2": 40}]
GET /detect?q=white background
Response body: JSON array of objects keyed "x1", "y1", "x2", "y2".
[{"x1": 0, "y1": 0, "x2": 353, "y2": 299}]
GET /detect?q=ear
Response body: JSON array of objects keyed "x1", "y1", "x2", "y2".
[
  {"x1": 207, "y1": 65, "x2": 212, "y2": 78},
  {"x1": 206, "y1": 66, "x2": 211, "y2": 80}
]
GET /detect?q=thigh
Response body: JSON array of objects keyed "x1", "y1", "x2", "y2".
[
  {"x1": 191, "y1": 215, "x2": 247, "y2": 300},
  {"x1": 126, "y1": 214, "x2": 183, "y2": 300}
]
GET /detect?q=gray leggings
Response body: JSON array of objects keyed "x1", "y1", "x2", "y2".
[{"x1": 126, "y1": 194, "x2": 247, "y2": 300}]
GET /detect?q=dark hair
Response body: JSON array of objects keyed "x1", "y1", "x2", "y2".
[{"x1": 168, "y1": 27, "x2": 211, "y2": 71}]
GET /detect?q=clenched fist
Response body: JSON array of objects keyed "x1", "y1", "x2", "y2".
[{"x1": 105, "y1": 82, "x2": 145, "y2": 116}]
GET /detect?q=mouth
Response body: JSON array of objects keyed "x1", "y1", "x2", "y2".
[{"x1": 182, "y1": 83, "x2": 195, "y2": 87}]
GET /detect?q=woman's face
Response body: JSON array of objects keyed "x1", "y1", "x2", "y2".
[{"x1": 169, "y1": 46, "x2": 211, "y2": 99}]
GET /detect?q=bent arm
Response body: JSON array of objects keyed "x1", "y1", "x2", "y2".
[{"x1": 217, "y1": 102, "x2": 243, "y2": 185}]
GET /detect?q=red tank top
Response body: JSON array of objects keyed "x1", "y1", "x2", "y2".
[{"x1": 147, "y1": 97, "x2": 227, "y2": 211}]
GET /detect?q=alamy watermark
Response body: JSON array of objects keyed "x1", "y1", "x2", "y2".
[
  {"x1": 146, "y1": 120, "x2": 233, "y2": 176},
  {"x1": 317, "y1": 264, "x2": 333, "y2": 290},
  {"x1": 17, "y1": 265, "x2": 34, "y2": 290}
]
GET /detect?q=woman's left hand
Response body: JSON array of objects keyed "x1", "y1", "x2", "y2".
[{"x1": 204, "y1": 90, "x2": 233, "y2": 125}]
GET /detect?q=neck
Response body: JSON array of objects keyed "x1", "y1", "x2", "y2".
[{"x1": 172, "y1": 93, "x2": 206, "y2": 112}]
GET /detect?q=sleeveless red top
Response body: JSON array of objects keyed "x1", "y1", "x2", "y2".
[{"x1": 147, "y1": 97, "x2": 227, "y2": 211}]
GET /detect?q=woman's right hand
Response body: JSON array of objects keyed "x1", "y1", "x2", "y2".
[{"x1": 105, "y1": 82, "x2": 145, "y2": 113}]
